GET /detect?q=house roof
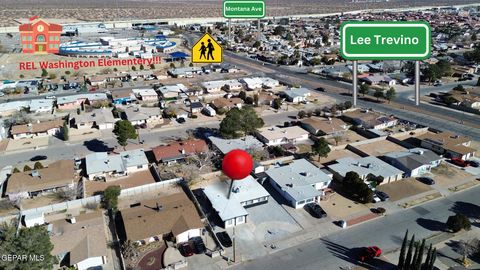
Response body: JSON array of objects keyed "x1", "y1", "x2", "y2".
[
  {"x1": 10, "y1": 119, "x2": 64, "y2": 135},
  {"x1": 158, "y1": 84, "x2": 187, "y2": 95},
  {"x1": 257, "y1": 126, "x2": 308, "y2": 142},
  {"x1": 301, "y1": 117, "x2": 349, "y2": 134},
  {"x1": 57, "y1": 93, "x2": 109, "y2": 105},
  {"x1": 208, "y1": 135, "x2": 264, "y2": 155},
  {"x1": 132, "y1": 88, "x2": 158, "y2": 97},
  {"x1": 123, "y1": 106, "x2": 162, "y2": 122},
  {"x1": 85, "y1": 149, "x2": 148, "y2": 176},
  {"x1": 152, "y1": 139, "x2": 208, "y2": 162},
  {"x1": 384, "y1": 148, "x2": 442, "y2": 170},
  {"x1": 283, "y1": 88, "x2": 311, "y2": 99},
  {"x1": 203, "y1": 176, "x2": 269, "y2": 221},
  {"x1": 112, "y1": 89, "x2": 135, "y2": 100},
  {"x1": 265, "y1": 159, "x2": 331, "y2": 202},
  {"x1": 74, "y1": 108, "x2": 115, "y2": 125},
  {"x1": 29, "y1": 99, "x2": 54, "y2": 112},
  {"x1": 328, "y1": 156, "x2": 404, "y2": 179},
  {"x1": 6, "y1": 160, "x2": 76, "y2": 194},
  {"x1": 50, "y1": 212, "x2": 107, "y2": 264},
  {"x1": 120, "y1": 192, "x2": 203, "y2": 242},
  {"x1": 210, "y1": 97, "x2": 244, "y2": 109},
  {"x1": 343, "y1": 109, "x2": 397, "y2": 129}
]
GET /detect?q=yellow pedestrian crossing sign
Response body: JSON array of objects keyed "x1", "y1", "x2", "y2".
[{"x1": 192, "y1": 33, "x2": 223, "y2": 63}]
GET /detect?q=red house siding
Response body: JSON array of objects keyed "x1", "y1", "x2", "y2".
[{"x1": 19, "y1": 17, "x2": 62, "y2": 54}]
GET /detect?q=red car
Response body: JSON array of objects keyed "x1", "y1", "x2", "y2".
[
  {"x1": 359, "y1": 246, "x2": 382, "y2": 262},
  {"x1": 179, "y1": 242, "x2": 194, "y2": 257},
  {"x1": 450, "y1": 158, "x2": 469, "y2": 167}
]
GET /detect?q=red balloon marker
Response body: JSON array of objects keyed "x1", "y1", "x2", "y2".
[{"x1": 222, "y1": 149, "x2": 253, "y2": 180}]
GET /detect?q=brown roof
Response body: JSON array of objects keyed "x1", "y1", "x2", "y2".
[
  {"x1": 418, "y1": 131, "x2": 475, "y2": 155},
  {"x1": 210, "y1": 97, "x2": 244, "y2": 109},
  {"x1": 120, "y1": 192, "x2": 203, "y2": 242},
  {"x1": 6, "y1": 160, "x2": 77, "y2": 194},
  {"x1": 50, "y1": 212, "x2": 107, "y2": 263},
  {"x1": 112, "y1": 89, "x2": 133, "y2": 99},
  {"x1": 10, "y1": 119, "x2": 64, "y2": 135},
  {"x1": 152, "y1": 139, "x2": 208, "y2": 162},
  {"x1": 302, "y1": 117, "x2": 349, "y2": 135}
]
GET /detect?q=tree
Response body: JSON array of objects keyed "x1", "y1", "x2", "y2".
[
  {"x1": 446, "y1": 213, "x2": 471, "y2": 232},
  {"x1": 422, "y1": 64, "x2": 441, "y2": 83},
  {"x1": 386, "y1": 87, "x2": 397, "y2": 103},
  {"x1": 150, "y1": 64, "x2": 155, "y2": 69},
  {"x1": 344, "y1": 101, "x2": 353, "y2": 109},
  {"x1": 102, "y1": 185, "x2": 121, "y2": 211},
  {"x1": 253, "y1": 94, "x2": 259, "y2": 107},
  {"x1": 113, "y1": 120, "x2": 138, "y2": 150},
  {"x1": 404, "y1": 235, "x2": 415, "y2": 270},
  {"x1": 374, "y1": 89, "x2": 384, "y2": 101},
  {"x1": 443, "y1": 96, "x2": 457, "y2": 106},
  {"x1": 139, "y1": 64, "x2": 144, "y2": 70},
  {"x1": 121, "y1": 240, "x2": 139, "y2": 261},
  {"x1": 398, "y1": 230, "x2": 409, "y2": 269},
  {"x1": 414, "y1": 239, "x2": 426, "y2": 270},
  {"x1": 12, "y1": 168, "x2": 20, "y2": 173},
  {"x1": 238, "y1": 91, "x2": 247, "y2": 101},
  {"x1": 477, "y1": 77, "x2": 480, "y2": 86},
  {"x1": 23, "y1": 165, "x2": 32, "y2": 172},
  {"x1": 453, "y1": 84, "x2": 465, "y2": 91},
  {"x1": 272, "y1": 98, "x2": 283, "y2": 109},
  {"x1": 359, "y1": 84, "x2": 370, "y2": 97},
  {"x1": 464, "y1": 46, "x2": 480, "y2": 64},
  {"x1": 131, "y1": 66, "x2": 136, "y2": 71},
  {"x1": 297, "y1": 110, "x2": 307, "y2": 119},
  {"x1": 33, "y1": 162, "x2": 44, "y2": 170},
  {"x1": 472, "y1": 33, "x2": 477, "y2": 41},
  {"x1": 169, "y1": 63, "x2": 176, "y2": 69},
  {"x1": 436, "y1": 60, "x2": 452, "y2": 77},
  {"x1": 423, "y1": 244, "x2": 432, "y2": 270},
  {"x1": 253, "y1": 41, "x2": 261, "y2": 48},
  {"x1": 41, "y1": 68, "x2": 48, "y2": 77},
  {"x1": 63, "y1": 122, "x2": 69, "y2": 141},
  {"x1": 312, "y1": 138, "x2": 330, "y2": 161},
  {"x1": 342, "y1": 171, "x2": 374, "y2": 204},
  {"x1": 0, "y1": 222, "x2": 57, "y2": 270},
  {"x1": 273, "y1": 25, "x2": 286, "y2": 36},
  {"x1": 219, "y1": 107, "x2": 264, "y2": 139}
]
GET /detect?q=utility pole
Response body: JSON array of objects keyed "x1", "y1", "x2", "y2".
[
  {"x1": 352, "y1": 60, "x2": 358, "y2": 107},
  {"x1": 415, "y1": 61, "x2": 420, "y2": 106},
  {"x1": 228, "y1": 19, "x2": 232, "y2": 47},
  {"x1": 233, "y1": 226, "x2": 236, "y2": 262}
]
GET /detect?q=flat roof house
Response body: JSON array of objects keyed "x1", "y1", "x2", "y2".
[
  {"x1": 10, "y1": 119, "x2": 64, "y2": 140},
  {"x1": 203, "y1": 176, "x2": 270, "y2": 228},
  {"x1": 266, "y1": 159, "x2": 332, "y2": 209},
  {"x1": 301, "y1": 117, "x2": 350, "y2": 136},
  {"x1": 158, "y1": 84, "x2": 187, "y2": 99},
  {"x1": 328, "y1": 156, "x2": 404, "y2": 184},
  {"x1": 152, "y1": 139, "x2": 208, "y2": 164},
  {"x1": 132, "y1": 88, "x2": 159, "y2": 102},
  {"x1": 383, "y1": 148, "x2": 443, "y2": 177},
  {"x1": 72, "y1": 108, "x2": 116, "y2": 130},
  {"x1": 417, "y1": 131, "x2": 475, "y2": 160},
  {"x1": 282, "y1": 88, "x2": 311, "y2": 103},
  {"x1": 208, "y1": 135, "x2": 264, "y2": 155},
  {"x1": 256, "y1": 126, "x2": 309, "y2": 146},
  {"x1": 50, "y1": 212, "x2": 108, "y2": 270},
  {"x1": 29, "y1": 99, "x2": 54, "y2": 114},
  {"x1": 201, "y1": 80, "x2": 242, "y2": 93},
  {"x1": 85, "y1": 149, "x2": 149, "y2": 181},
  {"x1": 120, "y1": 192, "x2": 204, "y2": 245},
  {"x1": 123, "y1": 106, "x2": 163, "y2": 127},
  {"x1": 5, "y1": 160, "x2": 77, "y2": 200}
]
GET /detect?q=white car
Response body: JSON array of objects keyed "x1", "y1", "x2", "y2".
[
  {"x1": 45, "y1": 95, "x2": 56, "y2": 99},
  {"x1": 372, "y1": 194, "x2": 381, "y2": 203},
  {"x1": 0, "y1": 92, "x2": 4, "y2": 97}
]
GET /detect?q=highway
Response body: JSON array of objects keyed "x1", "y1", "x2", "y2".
[{"x1": 233, "y1": 186, "x2": 480, "y2": 270}]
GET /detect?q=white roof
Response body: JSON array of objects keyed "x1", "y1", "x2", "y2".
[
  {"x1": 74, "y1": 108, "x2": 115, "y2": 124},
  {"x1": 328, "y1": 156, "x2": 404, "y2": 179},
  {"x1": 200, "y1": 80, "x2": 241, "y2": 89},
  {"x1": 158, "y1": 84, "x2": 186, "y2": 95},
  {"x1": 123, "y1": 106, "x2": 162, "y2": 121},
  {"x1": 57, "y1": 93, "x2": 108, "y2": 105},
  {"x1": 0, "y1": 101, "x2": 29, "y2": 113},
  {"x1": 257, "y1": 126, "x2": 308, "y2": 141},
  {"x1": 203, "y1": 176, "x2": 268, "y2": 221},
  {"x1": 208, "y1": 136, "x2": 264, "y2": 155},
  {"x1": 132, "y1": 88, "x2": 158, "y2": 97},
  {"x1": 85, "y1": 149, "x2": 148, "y2": 176},
  {"x1": 29, "y1": 99, "x2": 54, "y2": 111}
]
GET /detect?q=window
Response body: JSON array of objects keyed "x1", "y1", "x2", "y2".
[
  {"x1": 306, "y1": 198, "x2": 314, "y2": 203},
  {"x1": 28, "y1": 44, "x2": 32, "y2": 49},
  {"x1": 28, "y1": 36, "x2": 32, "y2": 41},
  {"x1": 56, "y1": 36, "x2": 60, "y2": 41},
  {"x1": 22, "y1": 36, "x2": 26, "y2": 41},
  {"x1": 49, "y1": 36, "x2": 54, "y2": 41},
  {"x1": 226, "y1": 219, "x2": 233, "y2": 225},
  {"x1": 36, "y1": 35, "x2": 45, "y2": 42},
  {"x1": 297, "y1": 200, "x2": 305, "y2": 206},
  {"x1": 137, "y1": 165, "x2": 143, "y2": 169}
]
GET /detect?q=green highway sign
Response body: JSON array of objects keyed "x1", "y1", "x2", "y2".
[
  {"x1": 340, "y1": 21, "x2": 431, "y2": 60},
  {"x1": 223, "y1": 0, "x2": 265, "y2": 18}
]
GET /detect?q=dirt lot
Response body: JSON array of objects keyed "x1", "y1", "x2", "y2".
[
  {"x1": 316, "y1": 148, "x2": 361, "y2": 165},
  {"x1": 321, "y1": 192, "x2": 370, "y2": 220},
  {"x1": 351, "y1": 139, "x2": 407, "y2": 157},
  {"x1": 21, "y1": 193, "x2": 64, "y2": 210},
  {"x1": 326, "y1": 130, "x2": 367, "y2": 146},
  {"x1": 376, "y1": 178, "x2": 433, "y2": 202},
  {"x1": 430, "y1": 163, "x2": 474, "y2": 188}
]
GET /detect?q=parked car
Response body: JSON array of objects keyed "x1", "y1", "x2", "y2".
[
  {"x1": 45, "y1": 95, "x2": 56, "y2": 99},
  {"x1": 417, "y1": 177, "x2": 435, "y2": 185},
  {"x1": 372, "y1": 194, "x2": 381, "y2": 203},
  {"x1": 469, "y1": 160, "x2": 479, "y2": 167},
  {"x1": 315, "y1": 87, "x2": 326, "y2": 92},
  {"x1": 216, "y1": 232, "x2": 232, "y2": 248},
  {"x1": 375, "y1": 191, "x2": 390, "y2": 201},
  {"x1": 179, "y1": 242, "x2": 194, "y2": 257},
  {"x1": 359, "y1": 246, "x2": 382, "y2": 262},
  {"x1": 304, "y1": 203, "x2": 327, "y2": 218},
  {"x1": 449, "y1": 158, "x2": 469, "y2": 167},
  {"x1": 30, "y1": 155, "x2": 47, "y2": 161},
  {"x1": 190, "y1": 237, "x2": 206, "y2": 254}
]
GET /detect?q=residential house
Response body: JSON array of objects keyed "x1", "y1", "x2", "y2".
[
  {"x1": 72, "y1": 108, "x2": 116, "y2": 130},
  {"x1": 120, "y1": 192, "x2": 204, "y2": 245},
  {"x1": 5, "y1": 160, "x2": 77, "y2": 199},
  {"x1": 342, "y1": 109, "x2": 398, "y2": 130},
  {"x1": 57, "y1": 93, "x2": 109, "y2": 110},
  {"x1": 202, "y1": 105, "x2": 216, "y2": 117},
  {"x1": 29, "y1": 99, "x2": 54, "y2": 114},
  {"x1": 208, "y1": 135, "x2": 264, "y2": 155},
  {"x1": 240, "y1": 78, "x2": 263, "y2": 90},
  {"x1": 210, "y1": 97, "x2": 244, "y2": 111},
  {"x1": 383, "y1": 148, "x2": 443, "y2": 177},
  {"x1": 301, "y1": 117, "x2": 350, "y2": 136},
  {"x1": 10, "y1": 119, "x2": 64, "y2": 140},
  {"x1": 158, "y1": 84, "x2": 187, "y2": 99},
  {"x1": 167, "y1": 67, "x2": 203, "y2": 78},
  {"x1": 257, "y1": 92, "x2": 276, "y2": 106},
  {"x1": 201, "y1": 80, "x2": 242, "y2": 93},
  {"x1": 361, "y1": 75, "x2": 396, "y2": 87},
  {"x1": 50, "y1": 212, "x2": 108, "y2": 270},
  {"x1": 152, "y1": 139, "x2": 208, "y2": 164},
  {"x1": 282, "y1": 88, "x2": 311, "y2": 103},
  {"x1": 111, "y1": 89, "x2": 136, "y2": 105},
  {"x1": 123, "y1": 106, "x2": 163, "y2": 127},
  {"x1": 85, "y1": 149, "x2": 149, "y2": 180},
  {"x1": 417, "y1": 132, "x2": 475, "y2": 160},
  {"x1": 265, "y1": 159, "x2": 332, "y2": 209},
  {"x1": 0, "y1": 101, "x2": 29, "y2": 117},
  {"x1": 132, "y1": 88, "x2": 159, "y2": 102},
  {"x1": 328, "y1": 156, "x2": 404, "y2": 184},
  {"x1": 256, "y1": 126, "x2": 309, "y2": 146},
  {"x1": 203, "y1": 176, "x2": 269, "y2": 228},
  {"x1": 190, "y1": 102, "x2": 204, "y2": 114}
]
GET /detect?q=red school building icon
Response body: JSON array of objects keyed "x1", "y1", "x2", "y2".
[{"x1": 19, "y1": 16, "x2": 62, "y2": 54}]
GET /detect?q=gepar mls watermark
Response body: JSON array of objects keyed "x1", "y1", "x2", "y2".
[{"x1": 1, "y1": 254, "x2": 45, "y2": 262}]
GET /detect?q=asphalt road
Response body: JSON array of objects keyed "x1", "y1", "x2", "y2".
[{"x1": 233, "y1": 186, "x2": 480, "y2": 270}]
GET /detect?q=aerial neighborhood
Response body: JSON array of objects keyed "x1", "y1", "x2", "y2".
[{"x1": 0, "y1": 3, "x2": 479, "y2": 270}]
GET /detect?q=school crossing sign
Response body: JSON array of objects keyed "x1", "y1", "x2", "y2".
[{"x1": 191, "y1": 33, "x2": 223, "y2": 64}]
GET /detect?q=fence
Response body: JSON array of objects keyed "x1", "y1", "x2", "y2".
[{"x1": 119, "y1": 178, "x2": 182, "y2": 197}]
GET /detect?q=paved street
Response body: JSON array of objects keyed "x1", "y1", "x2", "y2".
[{"x1": 232, "y1": 186, "x2": 480, "y2": 270}]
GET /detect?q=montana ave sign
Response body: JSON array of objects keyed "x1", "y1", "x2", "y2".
[
  {"x1": 340, "y1": 21, "x2": 431, "y2": 60},
  {"x1": 223, "y1": 0, "x2": 265, "y2": 18}
]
